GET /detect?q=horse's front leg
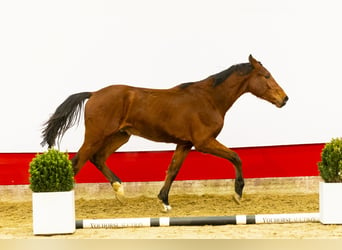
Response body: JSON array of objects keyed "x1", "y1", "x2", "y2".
[
  {"x1": 158, "y1": 143, "x2": 192, "y2": 212},
  {"x1": 195, "y1": 138, "x2": 244, "y2": 204}
]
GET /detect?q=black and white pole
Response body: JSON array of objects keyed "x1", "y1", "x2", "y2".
[{"x1": 76, "y1": 213, "x2": 319, "y2": 229}]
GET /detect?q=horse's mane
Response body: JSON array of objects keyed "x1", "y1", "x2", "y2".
[
  {"x1": 211, "y1": 63, "x2": 253, "y2": 86},
  {"x1": 178, "y1": 63, "x2": 253, "y2": 89}
]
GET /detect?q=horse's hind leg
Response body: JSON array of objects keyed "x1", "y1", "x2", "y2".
[
  {"x1": 71, "y1": 140, "x2": 103, "y2": 175},
  {"x1": 158, "y1": 143, "x2": 192, "y2": 212},
  {"x1": 90, "y1": 131, "x2": 130, "y2": 202}
]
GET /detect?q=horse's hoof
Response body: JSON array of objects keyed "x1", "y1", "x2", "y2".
[
  {"x1": 232, "y1": 193, "x2": 242, "y2": 205},
  {"x1": 112, "y1": 182, "x2": 125, "y2": 204},
  {"x1": 162, "y1": 203, "x2": 172, "y2": 213}
]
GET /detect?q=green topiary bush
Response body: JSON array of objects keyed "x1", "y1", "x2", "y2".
[
  {"x1": 29, "y1": 148, "x2": 74, "y2": 192},
  {"x1": 318, "y1": 138, "x2": 342, "y2": 183}
]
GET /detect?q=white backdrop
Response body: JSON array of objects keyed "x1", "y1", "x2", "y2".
[{"x1": 0, "y1": 0, "x2": 341, "y2": 152}]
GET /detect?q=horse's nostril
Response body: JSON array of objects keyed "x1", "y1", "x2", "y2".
[{"x1": 280, "y1": 96, "x2": 289, "y2": 107}]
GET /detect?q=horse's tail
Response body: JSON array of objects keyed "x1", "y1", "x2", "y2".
[{"x1": 41, "y1": 92, "x2": 92, "y2": 148}]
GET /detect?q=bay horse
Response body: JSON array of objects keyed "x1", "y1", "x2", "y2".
[{"x1": 41, "y1": 55, "x2": 288, "y2": 211}]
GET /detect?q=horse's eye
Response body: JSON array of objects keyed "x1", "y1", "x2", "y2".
[{"x1": 265, "y1": 74, "x2": 271, "y2": 79}]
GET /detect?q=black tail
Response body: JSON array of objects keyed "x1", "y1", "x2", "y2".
[{"x1": 41, "y1": 92, "x2": 92, "y2": 148}]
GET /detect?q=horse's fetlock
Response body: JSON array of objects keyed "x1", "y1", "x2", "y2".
[
  {"x1": 235, "y1": 178, "x2": 244, "y2": 197},
  {"x1": 158, "y1": 190, "x2": 169, "y2": 205}
]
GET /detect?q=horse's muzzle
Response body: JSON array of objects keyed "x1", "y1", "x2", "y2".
[{"x1": 280, "y1": 95, "x2": 289, "y2": 107}]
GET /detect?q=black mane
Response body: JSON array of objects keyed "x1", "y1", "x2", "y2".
[
  {"x1": 178, "y1": 62, "x2": 253, "y2": 89},
  {"x1": 211, "y1": 63, "x2": 253, "y2": 86},
  {"x1": 178, "y1": 81, "x2": 196, "y2": 89}
]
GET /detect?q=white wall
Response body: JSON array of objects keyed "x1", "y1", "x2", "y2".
[{"x1": 0, "y1": 0, "x2": 341, "y2": 152}]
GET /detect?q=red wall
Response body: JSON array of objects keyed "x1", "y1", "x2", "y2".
[{"x1": 0, "y1": 144, "x2": 323, "y2": 185}]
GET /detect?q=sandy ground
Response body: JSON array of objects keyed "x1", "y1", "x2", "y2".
[{"x1": 1, "y1": 193, "x2": 342, "y2": 239}]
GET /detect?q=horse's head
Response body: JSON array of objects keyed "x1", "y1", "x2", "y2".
[{"x1": 247, "y1": 55, "x2": 288, "y2": 108}]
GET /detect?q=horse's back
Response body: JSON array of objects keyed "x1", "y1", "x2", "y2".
[
  {"x1": 85, "y1": 84, "x2": 172, "y2": 124},
  {"x1": 90, "y1": 84, "x2": 188, "y2": 107},
  {"x1": 84, "y1": 83, "x2": 223, "y2": 144}
]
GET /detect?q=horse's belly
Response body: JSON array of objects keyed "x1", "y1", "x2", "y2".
[{"x1": 124, "y1": 126, "x2": 189, "y2": 144}]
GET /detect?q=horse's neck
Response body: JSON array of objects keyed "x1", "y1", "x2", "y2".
[{"x1": 206, "y1": 76, "x2": 249, "y2": 115}]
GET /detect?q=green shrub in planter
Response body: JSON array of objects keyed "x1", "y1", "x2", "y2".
[
  {"x1": 29, "y1": 148, "x2": 74, "y2": 192},
  {"x1": 318, "y1": 138, "x2": 342, "y2": 183}
]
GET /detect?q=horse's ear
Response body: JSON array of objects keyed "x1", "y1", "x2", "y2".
[{"x1": 249, "y1": 54, "x2": 258, "y2": 66}]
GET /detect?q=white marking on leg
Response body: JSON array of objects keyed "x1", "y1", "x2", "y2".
[
  {"x1": 112, "y1": 182, "x2": 125, "y2": 203},
  {"x1": 162, "y1": 203, "x2": 172, "y2": 212},
  {"x1": 233, "y1": 193, "x2": 241, "y2": 205}
]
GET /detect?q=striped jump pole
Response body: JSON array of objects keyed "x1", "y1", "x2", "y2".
[{"x1": 76, "y1": 213, "x2": 319, "y2": 229}]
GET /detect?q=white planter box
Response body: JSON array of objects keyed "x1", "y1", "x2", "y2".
[
  {"x1": 32, "y1": 190, "x2": 75, "y2": 235},
  {"x1": 319, "y1": 182, "x2": 342, "y2": 224}
]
